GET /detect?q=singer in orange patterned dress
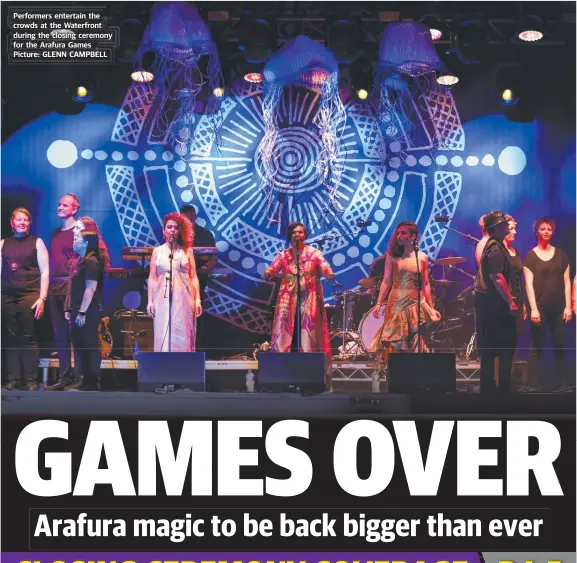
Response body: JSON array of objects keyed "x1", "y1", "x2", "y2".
[
  {"x1": 264, "y1": 222, "x2": 335, "y2": 366},
  {"x1": 371, "y1": 221, "x2": 441, "y2": 357}
]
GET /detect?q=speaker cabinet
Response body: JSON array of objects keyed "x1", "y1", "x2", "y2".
[
  {"x1": 257, "y1": 352, "x2": 326, "y2": 394},
  {"x1": 388, "y1": 353, "x2": 456, "y2": 393},
  {"x1": 137, "y1": 352, "x2": 206, "y2": 392}
]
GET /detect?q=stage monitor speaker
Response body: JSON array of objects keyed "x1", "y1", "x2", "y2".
[
  {"x1": 137, "y1": 352, "x2": 206, "y2": 392},
  {"x1": 257, "y1": 352, "x2": 326, "y2": 394},
  {"x1": 388, "y1": 353, "x2": 456, "y2": 393}
]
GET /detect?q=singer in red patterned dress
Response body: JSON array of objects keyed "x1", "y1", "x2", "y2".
[
  {"x1": 264, "y1": 222, "x2": 335, "y2": 367},
  {"x1": 147, "y1": 213, "x2": 202, "y2": 352}
]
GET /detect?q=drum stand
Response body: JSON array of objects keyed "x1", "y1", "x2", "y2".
[{"x1": 336, "y1": 290, "x2": 363, "y2": 359}]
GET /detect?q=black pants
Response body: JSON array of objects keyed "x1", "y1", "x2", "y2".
[
  {"x1": 70, "y1": 305, "x2": 101, "y2": 387},
  {"x1": 1, "y1": 293, "x2": 39, "y2": 382},
  {"x1": 528, "y1": 307, "x2": 566, "y2": 389},
  {"x1": 475, "y1": 296, "x2": 517, "y2": 394},
  {"x1": 49, "y1": 294, "x2": 77, "y2": 380}
]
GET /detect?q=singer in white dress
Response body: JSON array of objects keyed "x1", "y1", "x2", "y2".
[{"x1": 147, "y1": 213, "x2": 202, "y2": 352}]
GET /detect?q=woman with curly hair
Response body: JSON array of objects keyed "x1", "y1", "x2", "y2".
[{"x1": 147, "y1": 212, "x2": 202, "y2": 352}]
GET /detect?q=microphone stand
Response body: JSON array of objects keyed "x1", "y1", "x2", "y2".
[
  {"x1": 437, "y1": 221, "x2": 480, "y2": 244},
  {"x1": 167, "y1": 237, "x2": 175, "y2": 352},
  {"x1": 294, "y1": 240, "x2": 302, "y2": 353},
  {"x1": 414, "y1": 242, "x2": 422, "y2": 354}
]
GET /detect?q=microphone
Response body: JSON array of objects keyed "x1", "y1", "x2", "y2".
[
  {"x1": 134, "y1": 330, "x2": 147, "y2": 338},
  {"x1": 333, "y1": 280, "x2": 344, "y2": 288},
  {"x1": 356, "y1": 219, "x2": 373, "y2": 227},
  {"x1": 413, "y1": 239, "x2": 420, "y2": 250},
  {"x1": 435, "y1": 215, "x2": 451, "y2": 223}
]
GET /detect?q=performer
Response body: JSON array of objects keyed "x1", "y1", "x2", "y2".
[
  {"x1": 264, "y1": 222, "x2": 335, "y2": 389},
  {"x1": 46, "y1": 193, "x2": 80, "y2": 389},
  {"x1": 371, "y1": 221, "x2": 441, "y2": 358},
  {"x1": 523, "y1": 217, "x2": 572, "y2": 391},
  {"x1": 147, "y1": 212, "x2": 202, "y2": 352},
  {"x1": 503, "y1": 214, "x2": 528, "y2": 338},
  {"x1": 64, "y1": 230, "x2": 105, "y2": 391},
  {"x1": 364, "y1": 253, "x2": 386, "y2": 296},
  {"x1": 1, "y1": 208, "x2": 49, "y2": 390},
  {"x1": 474, "y1": 211, "x2": 518, "y2": 394},
  {"x1": 475, "y1": 214, "x2": 490, "y2": 267}
]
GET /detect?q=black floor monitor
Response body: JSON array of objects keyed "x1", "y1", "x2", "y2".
[
  {"x1": 137, "y1": 352, "x2": 206, "y2": 392},
  {"x1": 257, "y1": 352, "x2": 326, "y2": 394},
  {"x1": 388, "y1": 352, "x2": 456, "y2": 393}
]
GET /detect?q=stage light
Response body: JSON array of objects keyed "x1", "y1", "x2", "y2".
[
  {"x1": 240, "y1": 18, "x2": 275, "y2": 63},
  {"x1": 357, "y1": 89, "x2": 369, "y2": 100},
  {"x1": 72, "y1": 85, "x2": 92, "y2": 102},
  {"x1": 213, "y1": 87, "x2": 225, "y2": 98},
  {"x1": 420, "y1": 15, "x2": 446, "y2": 41},
  {"x1": 517, "y1": 15, "x2": 544, "y2": 42},
  {"x1": 500, "y1": 89, "x2": 518, "y2": 105},
  {"x1": 454, "y1": 18, "x2": 487, "y2": 64},
  {"x1": 131, "y1": 70, "x2": 155, "y2": 83},
  {"x1": 244, "y1": 72, "x2": 262, "y2": 84},
  {"x1": 437, "y1": 71, "x2": 459, "y2": 86}
]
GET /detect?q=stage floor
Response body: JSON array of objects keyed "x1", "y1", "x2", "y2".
[{"x1": 2, "y1": 388, "x2": 574, "y2": 418}]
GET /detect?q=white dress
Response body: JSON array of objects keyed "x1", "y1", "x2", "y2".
[{"x1": 152, "y1": 244, "x2": 196, "y2": 352}]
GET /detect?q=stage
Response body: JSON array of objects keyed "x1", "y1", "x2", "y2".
[{"x1": 2, "y1": 387, "x2": 574, "y2": 418}]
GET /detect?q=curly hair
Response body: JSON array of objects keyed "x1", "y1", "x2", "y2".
[
  {"x1": 533, "y1": 216, "x2": 556, "y2": 236},
  {"x1": 163, "y1": 212, "x2": 194, "y2": 251},
  {"x1": 77, "y1": 216, "x2": 110, "y2": 268},
  {"x1": 388, "y1": 221, "x2": 419, "y2": 259}
]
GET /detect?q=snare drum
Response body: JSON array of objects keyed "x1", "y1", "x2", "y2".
[{"x1": 358, "y1": 305, "x2": 386, "y2": 354}]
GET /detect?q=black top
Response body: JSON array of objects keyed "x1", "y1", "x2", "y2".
[
  {"x1": 368, "y1": 254, "x2": 387, "y2": 278},
  {"x1": 50, "y1": 227, "x2": 77, "y2": 295},
  {"x1": 1, "y1": 235, "x2": 40, "y2": 295},
  {"x1": 194, "y1": 225, "x2": 216, "y2": 297},
  {"x1": 508, "y1": 251, "x2": 527, "y2": 305},
  {"x1": 524, "y1": 248, "x2": 569, "y2": 311},
  {"x1": 475, "y1": 237, "x2": 513, "y2": 313},
  {"x1": 66, "y1": 254, "x2": 104, "y2": 313}
]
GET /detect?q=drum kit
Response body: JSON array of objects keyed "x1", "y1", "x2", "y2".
[{"x1": 326, "y1": 255, "x2": 477, "y2": 360}]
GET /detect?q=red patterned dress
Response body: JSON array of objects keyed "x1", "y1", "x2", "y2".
[{"x1": 265, "y1": 245, "x2": 334, "y2": 360}]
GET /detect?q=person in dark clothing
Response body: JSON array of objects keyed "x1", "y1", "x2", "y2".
[
  {"x1": 523, "y1": 217, "x2": 572, "y2": 391},
  {"x1": 503, "y1": 214, "x2": 528, "y2": 338},
  {"x1": 1, "y1": 208, "x2": 49, "y2": 390},
  {"x1": 45, "y1": 193, "x2": 80, "y2": 389},
  {"x1": 64, "y1": 230, "x2": 105, "y2": 391},
  {"x1": 180, "y1": 204, "x2": 217, "y2": 353},
  {"x1": 474, "y1": 210, "x2": 518, "y2": 394}
]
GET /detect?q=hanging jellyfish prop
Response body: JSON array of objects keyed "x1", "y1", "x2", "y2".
[
  {"x1": 259, "y1": 35, "x2": 346, "y2": 212},
  {"x1": 374, "y1": 22, "x2": 450, "y2": 159},
  {"x1": 134, "y1": 1, "x2": 223, "y2": 158}
]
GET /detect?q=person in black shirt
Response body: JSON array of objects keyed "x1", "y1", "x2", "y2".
[
  {"x1": 474, "y1": 210, "x2": 518, "y2": 393},
  {"x1": 46, "y1": 193, "x2": 80, "y2": 389},
  {"x1": 523, "y1": 217, "x2": 572, "y2": 391},
  {"x1": 1, "y1": 208, "x2": 49, "y2": 390},
  {"x1": 64, "y1": 230, "x2": 105, "y2": 391}
]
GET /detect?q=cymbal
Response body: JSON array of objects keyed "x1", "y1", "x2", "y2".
[
  {"x1": 433, "y1": 256, "x2": 467, "y2": 265},
  {"x1": 433, "y1": 278, "x2": 460, "y2": 286},
  {"x1": 457, "y1": 283, "x2": 475, "y2": 300},
  {"x1": 358, "y1": 276, "x2": 381, "y2": 289}
]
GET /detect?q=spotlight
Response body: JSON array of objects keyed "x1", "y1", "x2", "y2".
[
  {"x1": 131, "y1": 70, "x2": 155, "y2": 83},
  {"x1": 350, "y1": 57, "x2": 374, "y2": 100},
  {"x1": 436, "y1": 51, "x2": 460, "y2": 86},
  {"x1": 244, "y1": 72, "x2": 262, "y2": 84},
  {"x1": 420, "y1": 15, "x2": 446, "y2": 41},
  {"x1": 357, "y1": 89, "x2": 369, "y2": 100},
  {"x1": 500, "y1": 89, "x2": 518, "y2": 105},
  {"x1": 72, "y1": 85, "x2": 92, "y2": 102},
  {"x1": 213, "y1": 87, "x2": 225, "y2": 98},
  {"x1": 517, "y1": 15, "x2": 544, "y2": 42}
]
